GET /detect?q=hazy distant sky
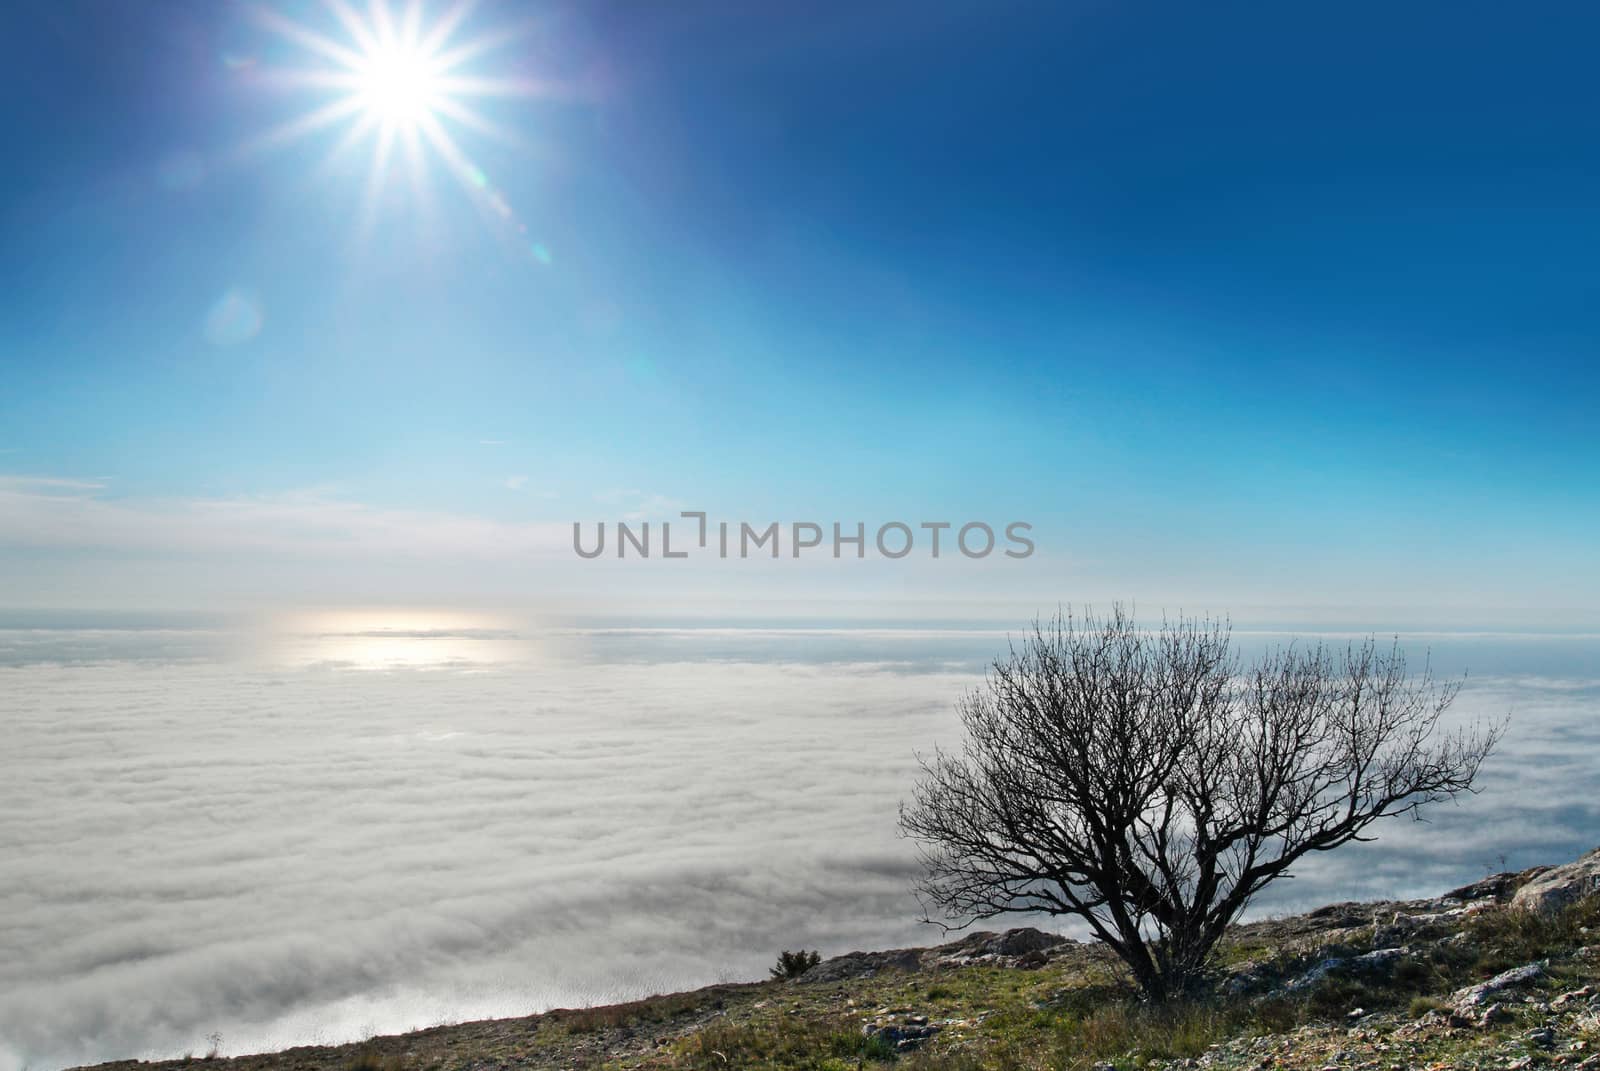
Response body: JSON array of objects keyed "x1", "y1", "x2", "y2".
[{"x1": 1, "y1": 1, "x2": 1597, "y2": 618}]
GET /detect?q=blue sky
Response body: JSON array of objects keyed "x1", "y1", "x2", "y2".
[{"x1": 0, "y1": 1, "x2": 1596, "y2": 620}]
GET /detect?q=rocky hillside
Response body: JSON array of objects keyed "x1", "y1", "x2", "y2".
[{"x1": 77, "y1": 848, "x2": 1600, "y2": 1071}]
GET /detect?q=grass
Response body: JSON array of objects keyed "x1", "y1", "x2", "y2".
[
  {"x1": 670, "y1": 1015, "x2": 898, "y2": 1069},
  {"x1": 345, "y1": 1050, "x2": 406, "y2": 1071},
  {"x1": 545, "y1": 991, "x2": 721, "y2": 1035},
  {"x1": 1408, "y1": 994, "x2": 1450, "y2": 1018},
  {"x1": 1462, "y1": 893, "x2": 1600, "y2": 974},
  {"x1": 78, "y1": 894, "x2": 1600, "y2": 1071},
  {"x1": 1053, "y1": 1000, "x2": 1237, "y2": 1065}
]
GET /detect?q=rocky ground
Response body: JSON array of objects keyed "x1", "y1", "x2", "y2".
[{"x1": 74, "y1": 848, "x2": 1600, "y2": 1071}]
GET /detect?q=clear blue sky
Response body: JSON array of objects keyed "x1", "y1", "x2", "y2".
[{"x1": 0, "y1": 1, "x2": 1596, "y2": 620}]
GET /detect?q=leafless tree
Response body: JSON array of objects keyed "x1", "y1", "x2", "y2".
[{"x1": 899, "y1": 606, "x2": 1500, "y2": 1001}]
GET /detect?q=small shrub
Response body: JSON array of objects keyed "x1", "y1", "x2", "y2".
[
  {"x1": 1305, "y1": 978, "x2": 1376, "y2": 1019},
  {"x1": 1390, "y1": 956, "x2": 1443, "y2": 993},
  {"x1": 1251, "y1": 997, "x2": 1300, "y2": 1034},
  {"x1": 769, "y1": 948, "x2": 822, "y2": 980},
  {"x1": 1410, "y1": 995, "x2": 1449, "y2": 1018},
  {"x1": 859, "y1": 1032, "x2": 901, "y2": 1061}
]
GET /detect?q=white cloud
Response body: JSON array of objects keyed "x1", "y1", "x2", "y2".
[
  {"x1": 591, "y1": 489, "x2": 685, "y2": 521},
  {"x1": 0, "y1": 474, "x2": 107, "y2": 493},
  {"x1": 0, "y1": 475, "x2": 568, "y2": 560},
  {"x1": 0, "y1": 645, "x2": 979, "y2": 1069},
  {"x1": 0, "y1": 628, "x2": 1593, "y2": 1071},
  {"x1": 0, "y1": 472, "x2": 1086, "y2": 619}
]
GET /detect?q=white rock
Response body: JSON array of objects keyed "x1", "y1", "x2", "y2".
[
  {"x1": 1451, "y1": 962, "x2": 1544, "y2": 1010},
  {"x1": 1511, "y1": 847, "x2": 1600, "y2": 916}
]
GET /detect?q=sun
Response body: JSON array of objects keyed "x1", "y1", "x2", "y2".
[
  {"x1": 354, "y1": 43, "x2": 444, "y2": 126},
  {"x1": 248, "y1": 0, "x2": 545, "y2": 233}
]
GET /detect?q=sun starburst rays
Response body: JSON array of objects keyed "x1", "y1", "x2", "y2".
[{"x1": 247, "y1": 0, "x2": 538, "y2": 233}]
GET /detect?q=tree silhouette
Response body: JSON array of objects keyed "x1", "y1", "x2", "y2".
[{"x1": 901, "y1": 607, "x2": 1499, "y2": 1000}]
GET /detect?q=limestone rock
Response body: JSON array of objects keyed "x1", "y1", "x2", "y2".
[
  {"x1": 1510, "y1": 846, "x2": 1600, "y2": 916},
  {"x1": 1451, "y1": 962, "x2": 1544, "y2": 1012}
]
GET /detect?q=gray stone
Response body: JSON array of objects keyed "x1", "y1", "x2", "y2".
[
  {"x1": 1451, "y1": 963, "x2": 1544, "y2": 1011},
  {"x1": 1283, "y1": 957, "x2": 1347, "y2": 992},
  {"x1": 1354, "y1": 947, "x2": 1406, "y2": 966},
  {"x1": 801, "y1": 947, "x2": 923, "y2": 983},
  {"x1": 1444, "y1": 871, "x2": 1522, "y2": 903},
  {"x1": 1282, "y1": 945, "x2": 1407, "y2": 993},
  {"x1": 1511, "y1": 847, "x2": 1600, "y2": 916},
  {"x1": 864, "y1": 1017, "x2": 942, "y2": 1051}
]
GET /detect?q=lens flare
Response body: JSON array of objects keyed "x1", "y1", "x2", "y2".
[{"x1": 246, "y1": 0, "x2": 551, "y2": 240}]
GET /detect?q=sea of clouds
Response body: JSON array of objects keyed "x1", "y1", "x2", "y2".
[{"x1": 2, "y1": 621, "x2": 1596, "y2": 1071}]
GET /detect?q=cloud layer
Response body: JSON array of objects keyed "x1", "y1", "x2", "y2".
[{"x1": 1, "y1": 626, "x2": 1595, "y2": 1071}]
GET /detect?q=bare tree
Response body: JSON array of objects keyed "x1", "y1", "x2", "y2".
[{"x1": 899, "y1": 607, "x2": 1500, "y2": 1001}]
